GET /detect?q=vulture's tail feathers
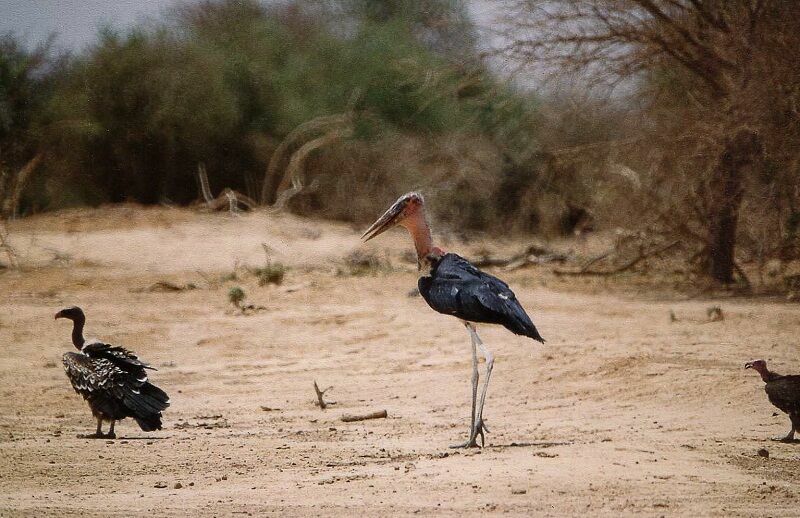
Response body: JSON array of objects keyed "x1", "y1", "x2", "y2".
[
  {"x1": 126, "y1": 382, "x2": 170, "y2": 431},
  {"x1": 134, "y1": 413, "x2": 163, "y2": 432}
]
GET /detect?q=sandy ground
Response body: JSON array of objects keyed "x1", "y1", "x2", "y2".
[{"x1": 1, "y1": 206, "x2": 799, "y2": 517}]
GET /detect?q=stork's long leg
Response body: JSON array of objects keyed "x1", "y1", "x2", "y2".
[
  {"x1": 472, "y1": 326, "x2": 494, "y2": 447},
  {"x1": 450, "y1": 322, "x2": 480, "y2": 449}
]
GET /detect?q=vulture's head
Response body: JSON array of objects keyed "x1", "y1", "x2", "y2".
[
  {"x1": 55, "y1": 306, "x2": 85, "y2": 321},
  {"x1": 361, "y1": 192, "x2": 426, "y2": 242},
  {"x1": 745, "y1": 359, "x2": 768, "y2": 375}
]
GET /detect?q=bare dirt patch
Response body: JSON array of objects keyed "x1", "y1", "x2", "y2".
[{"x1": 1, "y1": 206, "x2": 799, "y2": 516}]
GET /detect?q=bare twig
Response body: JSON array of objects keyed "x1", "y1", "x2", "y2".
[
  {"x1": 0, "y1": 219, "x2": 18, "y2": 268},
  {"x1": 197, "y1": 163, "x2": 214, "y2": 205},
  {"x1": 203, "y1": 189, "x2": 258, "y2": 212},
  {"x1": 260, "y1": 113, "x2": 352, "y2": 205},
  {"x1": 197, "y1": 164, "x2": 257, "y2": 212},
  {"x1": 579, "y1": 250, "x2": 614, "y2": 273},
  {"x1": 225, "y1": 189, "x2": 238, "y2": 213},
  {"x1": 340, "y1": 410, "x2": 388, "y2": 422},
  {"x1": 554, "y1": 240, "x2": 680, "y2": 276},
  {"x1": 733, "y1": 261, "x2": 751, "y2": 290},
  {"x1": 271, "y1": 126, "x2": 351, "y2": 212},
  {"x1": 313, "y1": 380, "x2": 336, "y2": 409},
  {"x1": 2, "y1": 152, "x2": 43, "y2": 219},
  {"x1": 471, "y1": 244, "x2": 567, "y2": 270}
]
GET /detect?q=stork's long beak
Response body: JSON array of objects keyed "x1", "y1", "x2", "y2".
[
  {"x1": 744, "y1": 362, "x2": 753, "y2": 369},
  {"x1": 361, "y1": 199, "x2": 406, "y2": 242}
]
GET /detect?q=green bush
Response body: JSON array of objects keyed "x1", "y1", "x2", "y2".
[{"x1": 4, "y1": 0, "x2": 561, "y2": 234}]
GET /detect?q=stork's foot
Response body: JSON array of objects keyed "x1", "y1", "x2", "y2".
[
  {"x1": 104, "y1": 431, "x2": 116, "y2": 439},
  {"x1": 449, "y1": 419, "x2": 489, "y2": 449},
  {"x1": 449, "y1": 437, "x2": 481, "y2": 449},
  {"x1": 771, "y1": 434, "x2": 798, "y2": 443}
]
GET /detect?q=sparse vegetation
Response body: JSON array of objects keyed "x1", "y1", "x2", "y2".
[
  {"x1": 227, "y1": 286, "x2": 245, "y2": 309},
  {"x1": 219, "y1": 271, "x2": 238, "y2": 283},
  {"x1": 251, "y1": 261, "x2": 286, "y2": 286},
  {"x1": 339, "y1": 249, "x2": 392, "y2": 276}
]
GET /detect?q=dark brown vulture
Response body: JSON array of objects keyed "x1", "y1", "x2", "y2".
[
  {"x1": 745, "y1": 359, "x2": 800, "y2": 443},
  {"x1": 56, "y1": 307, "x2": 170, "y2": 438}
]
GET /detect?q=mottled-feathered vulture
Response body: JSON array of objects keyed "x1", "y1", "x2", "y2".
[
  {"x1": 745, "y1": 359, "x2": 800, "y2": 443},
  {"x1": 56, "y1": 307, "x2": 170, "y2": 438}
]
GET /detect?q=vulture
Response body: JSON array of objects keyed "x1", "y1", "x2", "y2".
[
  {"x1": 56, "y1": 307, "x2": 170, "y2": 438},
  {"x1": 745, "y1": 359, "x2": 800, "y2": 442}
]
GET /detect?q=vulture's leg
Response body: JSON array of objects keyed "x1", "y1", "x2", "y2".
[
  {"x1": 776, "y1": 427, "x2": 795, "y2": 443},
  {"x1": 778, "y1": 414, "x2": 800, "y2": 443},
  {"x1": 773, "y1": 415, "x2": 796, "y2": 443},
  {"x1": 472, "y1": 326, "x2": 494, "y2": 448},
  {"x1": 450, "y1": 322, "x2": 480, "y2": 449},
  {"x1": 79, "y1": 417, "x2": 104, "y2": 438},
  {"x1": 105, "y1": 420, "x2": 116, "y2": 439}
]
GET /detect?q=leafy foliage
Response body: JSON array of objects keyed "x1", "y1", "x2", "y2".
[{"x1": 3, "y1": 0, "x2": 571, "y2": 235}]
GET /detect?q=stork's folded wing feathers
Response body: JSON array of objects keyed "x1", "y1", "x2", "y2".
[
  {"x1": 471, "y1": 280, "x2": 543, "y2": 340},
  {"x1": 420, "y1": 253, "x2": 544, "y2": 342}
]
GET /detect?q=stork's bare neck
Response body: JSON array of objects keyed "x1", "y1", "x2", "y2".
[{"x1": 401, "y1": 203, "x2": 440, "y2": 264}]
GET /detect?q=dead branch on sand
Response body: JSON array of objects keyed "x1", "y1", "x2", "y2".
[
  {"x1": 554, "y1": 240, "x2": 680, "y2": 277},
  {"x1": 196, "y1": 164, "x2": 258, "y2": 213},
  {"x1": 472, "y1": 244, "x2": 568, "y2": 271},
  {"x1": 340, "y1": 410, "x2": 388, "y2": 422},
  {"x1": 1, "y1": 153, "x2": 43, "y2": 219},
  {"x1": 270, "y1": 124, "x2": 352, "y2": 212},
  {"x1": 313, "y1": 380, "x2": 336, "y2": 409},
  {"x1": 0, "y1": 219, "x2": 18, "y2": 268},
  {"x1": 260, "y1": 114, "x2": 352, "y2": 206}
]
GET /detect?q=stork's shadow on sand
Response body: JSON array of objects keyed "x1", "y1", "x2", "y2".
[{"x1": 487, "y1": 441, "x2": 573, "y2": 449}]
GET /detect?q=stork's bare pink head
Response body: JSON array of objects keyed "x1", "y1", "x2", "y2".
[
  {"x1": 361, "y1": 192, "x2": 425, "y2": 242},
  {"x1": 361, "y1": 191, "x2": 442, "y2": 263}
]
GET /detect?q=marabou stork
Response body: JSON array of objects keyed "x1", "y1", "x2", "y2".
[
  {"x1": 56, "y1": 307, "x2": 170, "y2": 438},
  {"x1": 745, "y1": 359, "x2": 800, "y2": 442},
  {"x1": 362, "y1": 192, "x2": 544, "y2": 448}
]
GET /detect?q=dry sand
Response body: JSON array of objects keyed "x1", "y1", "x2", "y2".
[{"x1": 1, "y1": 206, "x2": 799, "y2": 516}]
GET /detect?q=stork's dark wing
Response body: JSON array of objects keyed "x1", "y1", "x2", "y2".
[
  {"x1": 765, "y1": 375, "x2": 800, "y2": 415},
  {"x1": 419, "y1": 253, "x2": 544, "y2": 342}
]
